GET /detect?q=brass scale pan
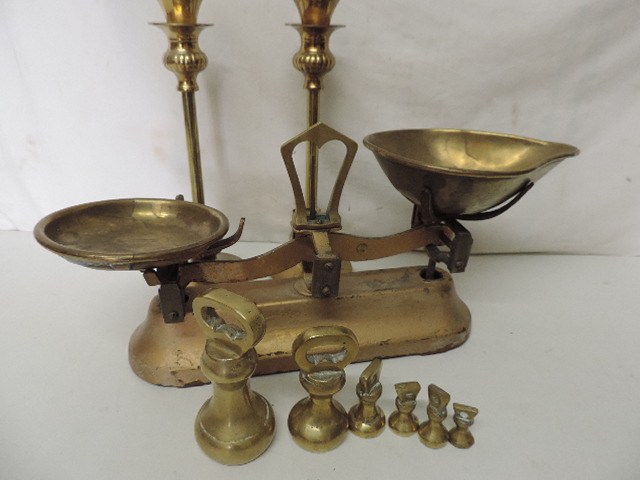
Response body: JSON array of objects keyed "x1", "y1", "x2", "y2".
[{"x1": 34, "y1": 198, "x2": 229, "y2": 271}]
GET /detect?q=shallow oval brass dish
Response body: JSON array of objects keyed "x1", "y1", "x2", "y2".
[
  {"x1": 363, "y1": 129, "x2": 579, "y2": 218},
  {"x1": 34, "y1": 198, "x2": 229, "y2": 270}
]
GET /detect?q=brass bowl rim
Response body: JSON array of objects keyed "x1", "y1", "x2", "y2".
[
  {"x1": 363, "y1": 128, "x2": 579, "y2": 178},
  {"x1": 33, "y1": 198, "x2": 229, "y2": 270}
]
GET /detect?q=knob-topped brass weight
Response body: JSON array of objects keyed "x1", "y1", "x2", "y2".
[
  {"x1": 348, "y1": 358, "x2": 385, "y2": 438},
  {"x1": 288, "y1": 325, "x2": 359, "y2": 452},
  {"x1": 449, "y1": 403, "x2": 479, "y2": 449},
  {"x1": 388, "y1": 381, "x2": 421, "y2": 436},
  {"x1": 193, "y1": 289, "x2": 275, "y2": 465},
  {"x1": 418, "y1": 384, "x2": 451, "y2": 448}
]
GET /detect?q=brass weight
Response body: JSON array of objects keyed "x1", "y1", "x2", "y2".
[
  {"x1": 388, "y1": 381, "x2": 421, "y2": 436},
  {"x1": 193, "y1": 289, "x2": 275, "y2": 465},
  {"x1": 418, "y1": 384, "x2": 451, "y2": 448},
  {"x1": 449, "y1": 403, "x2": 479, "y2": 449},
  {"x1": 348, "y1": 358, "x2": 386, "y2": 438},
  {"x1": 288, "y1": 326, "x2": 359, "y2": 452}
]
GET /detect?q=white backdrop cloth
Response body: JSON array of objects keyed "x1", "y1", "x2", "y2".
[{"x1": 1, "y1": 0, "x2": 639, "y2": 255}]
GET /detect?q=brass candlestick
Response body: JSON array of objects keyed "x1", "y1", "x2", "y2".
[
  {"x1": 153, "y1": 0, "x2": 211, "y2": 204},
  {"x1": 289, "y1": 0, "x2": 342, "y2": 219}
]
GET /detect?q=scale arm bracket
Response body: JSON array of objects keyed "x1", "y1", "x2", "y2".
[{"x1": 423, "y1": 220, "x2": 473, "y2": 278}]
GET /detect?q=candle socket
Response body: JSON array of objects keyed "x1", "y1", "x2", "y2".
[
  {"x1": 289, "y1": 0, "x2": 343, "y2": 91},
  {"x1": 158, "y1": 0, "x2": 204, "y2": 24}
]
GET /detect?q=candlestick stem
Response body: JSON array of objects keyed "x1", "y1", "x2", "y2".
[
  {"x1": 306, "y1": 89, "x2": 320, "y2": 216},
  {"x1": 182, "y1": 90, "x2": 205, "y2": 204}
]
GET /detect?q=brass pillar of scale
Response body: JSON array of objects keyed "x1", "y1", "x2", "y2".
[{"x1": 34, "y1": 0, "x2": 579, "y2": 387}]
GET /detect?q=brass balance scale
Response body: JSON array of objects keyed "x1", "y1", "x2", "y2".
[{"x1": 34, "y1": 0, "x2": 579, "y2": 389}]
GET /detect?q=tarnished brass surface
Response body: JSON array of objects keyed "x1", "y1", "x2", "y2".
[
  {"x1": 129, "y1": 295, "x2": 208, "y2": 387},
  {"x1": 389, "y1": 382, "x2": 421, "y2": 436},
  {"x1": 418, "y1": 384, "x2": 451, "y2": 448},
  {"x1": 34, "y1": 198, "x2": 229, "y2": 270},
  {"x1": 348, "y1": 358, "x2": 385, "y2": 438},
  {"x1": 364, "y1": 129, "x2": 579, "y2": 218},
  {"x1": 288, "y1": 326, "x2": 359, "y2": 452},
  {"x1": 225, "y1": 266, "x2": 470, "y2": 375},
  {"x1": 449, "y1": 403, "x2": 479, "y2": 449},
  {"x1": 129, "y1": 254, "x2": 241, "y2": 387},
  {"x1": 129, "y1": 264, "x2": 470, "y2": 384},
  {"x1": 179, "y1": 224, "x2": 445, "y2": 284},
  {"x1": 194, "y1": 289, "x2": 275, "y2": 465}
]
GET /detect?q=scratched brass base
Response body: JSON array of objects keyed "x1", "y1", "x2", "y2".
[
  {"x1": 128, "y1": 266, "x2": 471, "y2": 386},
  {"x1": 129, "y1": 296, "x2": 209, "y2": 387}
]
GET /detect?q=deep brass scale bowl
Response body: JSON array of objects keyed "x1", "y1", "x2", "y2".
[
  {"x1": 365, "y1": 129, "x2": 579, "y2": 219},
  {"x1": 33, "y1": 0, "x2": 579, "y2": 387}
]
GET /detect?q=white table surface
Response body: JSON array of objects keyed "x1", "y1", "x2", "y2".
[{"x1": 1, "y1": 230, "x2": 639, "y2": 479}]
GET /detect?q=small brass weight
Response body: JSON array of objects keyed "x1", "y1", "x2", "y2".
[
  {"x1": 418, "y1": 384, "x2": 451, "y2": 448},
  {"x1": 288, "y1": 326, "x2": 359, "y2": 452},
  {"x1": 388, "y1": 382, "x2": 421, "y2": 436},
  {"x1": 348, "y1": 358, "x2": 385, "y2": 438},
  {"x1": 449, "y1": 403, "x2": 479, "y2": 449},
  {"x1": 193, "y1": 289, "x2": 275, "y2": 465}
]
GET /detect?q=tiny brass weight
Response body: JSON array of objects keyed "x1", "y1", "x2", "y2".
[
  {"x1": 288, "y1": 325, "x2": 359, "y2": 452},
  {"x1": 194, "y1": 289, "x2": 275, "y2": 465},
  {"x1": 449, "y1": 403, "x2": 479, "y2": 449},
  {"x1": 388, "y1": 381, "x2": 421, "y2": 436},
  {"x1": 348, "y1": 358, "x2": 385, "y2": 438},
  {"x1": 418, "y1": 384, "x2": 451, "y2": 448}
]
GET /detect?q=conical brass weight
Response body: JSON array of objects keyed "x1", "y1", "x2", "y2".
[{"x1": 193, "y1": 289, "x2": 275, "y2": 465}]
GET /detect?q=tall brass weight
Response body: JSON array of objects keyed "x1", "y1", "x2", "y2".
[{"x1": 193, "y1": 289, "x2": 275, "y2": 465}]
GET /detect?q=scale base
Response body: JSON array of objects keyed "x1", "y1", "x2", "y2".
[{"x1": 129, "y1": 266, "x2": 471, "y2": 386}]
